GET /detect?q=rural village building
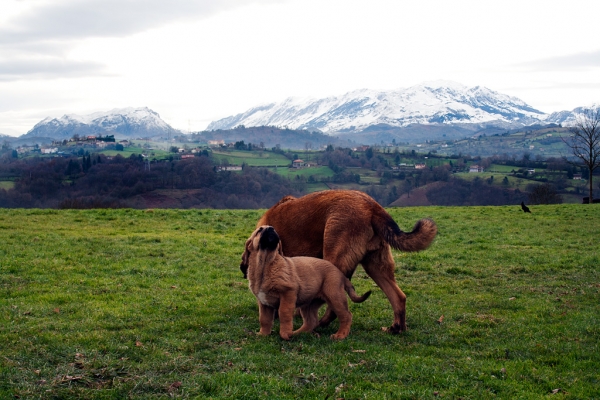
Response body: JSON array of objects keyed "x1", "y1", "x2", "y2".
[
  {"x1": 217, "y1": 166, "x2": 243, "y2": 171},
  {"x1": 292, "y1": 159, "x2": 310, "y2": 168}
]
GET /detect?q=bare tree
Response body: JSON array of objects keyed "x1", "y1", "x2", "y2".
[{"x1": 562, "y1": 107, "x2": 600, "y2": 203}]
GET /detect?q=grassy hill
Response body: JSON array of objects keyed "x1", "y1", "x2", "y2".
[
  {"x1": 190, "y1": 126, "x2": 354, "y2": 150},
  {"x1": 1, "y1": 205, "x2": 599, "y2": 398},
  {"x1": 211, "y1": 149, "x2": 291, "y2": 167},
  {"x1": 389, "y1": 125, "x2": 571, "y2": 159}
]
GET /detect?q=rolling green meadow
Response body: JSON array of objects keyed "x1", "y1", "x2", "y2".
[{"x1": 1, "y1": 204, "x2": 599, "y2": 399}]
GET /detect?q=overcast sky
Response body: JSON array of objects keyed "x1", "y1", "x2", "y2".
[{"x1": 1, "y1": 0, "x2": 599, "y2": 136}]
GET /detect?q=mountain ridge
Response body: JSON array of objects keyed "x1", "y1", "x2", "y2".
[
  {"x1": 12, "y1": 82, "x2": 599, "y2": 146},
  {"x1": 22, "y1": 107, "x2": 180, "y2": 140},
  {"x1": 207, "y1": 81, "x2": 551, "y2": 133}
]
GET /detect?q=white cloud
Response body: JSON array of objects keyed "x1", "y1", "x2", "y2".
[
  {"x1": 0, "y1": 0, "x2": 285, "y2": 81},
  {"x1": 0, "y1": 58, "x2": 108, "y2": 80},
  {"x1": 518, "y1": 50, "x2": 600, "y2": 71},
  {"x1": 1, "y1": 0, "x2": 599, "y2": 135},
  {"x1": 0, "y1": 0, "x2": 284, "y2": 43}
]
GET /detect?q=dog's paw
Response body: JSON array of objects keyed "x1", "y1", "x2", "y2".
[
  {"x1": 279, "y1": 333, "x2": 292, "y2": 341},
  {"x1": 388, "y1": 323, "x2": 407, "y2": 334},
  {"x1": 330, "y1": 333, "x2": 347, "y2": 340}
]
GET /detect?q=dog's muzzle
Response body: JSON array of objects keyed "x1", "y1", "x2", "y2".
[{"x1": 259, "y1": 226, "x2": 280, "y2": 251}]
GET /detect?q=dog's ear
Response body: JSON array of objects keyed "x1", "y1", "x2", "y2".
[
  {"x1": 239, "y1": 262, "x2": 248, "y2": 279},
  {"x1": 240, "y1": 245, "x2": 249, "y2": 279},
  {"x1": 239, "y1": 237, "x2": 252, "y2": 279},
  {"x1": 259, "y1": 226, "x2": 279, "y2": 252}
]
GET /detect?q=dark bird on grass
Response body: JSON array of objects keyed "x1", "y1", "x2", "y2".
[{"x1": 521, "y1": 202, "x2": 531, "y2": 213}]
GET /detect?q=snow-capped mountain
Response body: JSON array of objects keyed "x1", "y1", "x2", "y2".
[
  {"x1": 207, "y1": 81, "x2": 547, "y2": 133},
  {"x1": 22, "y1": 107, "x2": 180, "y2": 139},
  {"x1": 544, "y1": 104, "x2": 600, "y2": 126}
]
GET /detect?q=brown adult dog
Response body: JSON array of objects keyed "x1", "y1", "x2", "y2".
[
  {"x1": 239, "y1": 190, "x2": 437, "y2": 333},
  {"x1": 243, "y1": 225, "x2": 371, "y2": 340}
]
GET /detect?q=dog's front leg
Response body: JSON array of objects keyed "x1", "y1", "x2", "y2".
[
  {"x1": 258, "y1": 302, "x2": 275, "y2": 336},
  {"x1": 277, "y1": 291, "x2": 297, "y2": 340}
]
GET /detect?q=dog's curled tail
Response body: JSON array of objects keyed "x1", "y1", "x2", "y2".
[
  {"x1": 344, "y1": 279, "x2": 372, "y2": 303},
  {"x1": 374, "y1": 211, "x2": 437, "y2": 252}
]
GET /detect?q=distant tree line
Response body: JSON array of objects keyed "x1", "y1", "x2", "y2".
[
  {"x1": 425, "y1": 177, "x2": 528, "y2": 206},
  {"x1": 0, "y1": 144, "x2": 582, "y2": 209},
  {"x1": 0, "y1": 153, "x2": 301, "y2": 209}
]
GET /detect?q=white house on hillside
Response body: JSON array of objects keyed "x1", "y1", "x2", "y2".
[{"x1": 292, "y1": 159, "x2": 309, "y2": 168}]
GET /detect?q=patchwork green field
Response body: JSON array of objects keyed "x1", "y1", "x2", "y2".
[
  {"x1": 273, "y1": 166, "x2": 335, "y2": 180},
  {"x1": 211, "y1": 150, "x2": 291, "y2": 167},
  {"x1": 1, "y1": 205, "x2": 599, "y2": 399},
  {"x1": 0, "y1": 181, "x2": 15, "y2": 190},
  {"x1": 98, "y1": 147, "x2": 171, "y2": 161}
]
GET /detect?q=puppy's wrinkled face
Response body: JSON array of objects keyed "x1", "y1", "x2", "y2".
[{"x1": 239, "y1": 226, "x2": 281, "y2": 279}]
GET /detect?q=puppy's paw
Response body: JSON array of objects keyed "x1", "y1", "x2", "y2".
[
  {"x1": 279, "y1": 332, "x2": 292, "y2": 341},
  {"x1": 330, "y1": 333, "x2": 347, "y2": 340}
]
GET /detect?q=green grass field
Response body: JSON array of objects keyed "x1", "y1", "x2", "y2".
[
  {"x1": 273, "y1": 166, "x2": 335, "y2": 180},
  {"x1": 100, "y1": 147, "x2": 171, "y2": 160},
  {"x1": 211, "y1": 150, "x2": 291, "y2": 167},
  {"x1": 488, "y1": 164, "x2": 519, "y2": 173},
  {"x1": 0, "y1": 181, "x2": 15, "y2": 190},
  {"x1": 1, "y1": 205, "x2": 599, "y2": 399},
  {"x1": 454, "y1": 172, "x2": 540, "y2": 192}
]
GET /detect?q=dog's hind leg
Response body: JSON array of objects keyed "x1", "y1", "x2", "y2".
[
  {"x1": 362, "y1": 245, "x2": 407, "y2": 333},
  {"x1": 318, "y1": 307, "x2": 336, "y2": 328},
  {"x1": 293, "y1": 301, "x2": 322, "y2": 335},
  {"x1": 330, "y1": 302, "x2": 352, "y2": 340},
  {"x1": 318, "y1": 226, "x2": 366, "y2": 328}
]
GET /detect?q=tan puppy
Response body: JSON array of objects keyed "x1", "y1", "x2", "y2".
[
  {"x1": 242, "y1": 225, "x2": 371, "y2": 340},
  {"x1": 240, "y1": 190, "x2": 437, "y2": 333}
]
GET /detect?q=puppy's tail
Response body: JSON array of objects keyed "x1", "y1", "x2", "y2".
[
  {"x1": 373, "y1": 210, "x2": 437, "y2": 252},
  {"x1": 344, "y1": 279, "x2": 371, "y2": 303}
]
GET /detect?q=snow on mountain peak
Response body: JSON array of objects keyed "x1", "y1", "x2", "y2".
[
  {"x1": 207, "y1": 81, "x2": 546, "y2": 133},
  {"x1": 24, "y1": 107, "x2": 178, "y2": 139}
]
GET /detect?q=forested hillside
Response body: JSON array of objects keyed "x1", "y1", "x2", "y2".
[
  {"x1": 0, "y1": 142, "x2": 591, "y2": 209},
  {"x1": 0, "y1": 153, "x2": 302, "y2": 209}
]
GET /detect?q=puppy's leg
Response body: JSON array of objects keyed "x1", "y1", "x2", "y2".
[
  {"x1": 258, "y1": 302, "x2": 275, "y2": 336},
  {"x1": 317, "y1": 270, "x2": 350, "y2": 328},
  {"x1": 330, "y1": 309, "x2": 352, "y2": 340},
  {"x1": 326, "y1": 282, "x2": 353, "y2": 340},
  {"x1": 278, "y1": 291, "x2": 297, "y2": 340},
  {"x1": 318, "y1": 307, "x2": 337, "y2": 328},
  {"x1": 293, "y1": 301, "x2": 322, "y2": 335},
  {"x1": 362, "y1": 246, "x2": 407, "y2": 333}
]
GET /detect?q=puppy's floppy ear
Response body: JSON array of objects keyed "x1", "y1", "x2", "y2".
[
  {"x1": 259, "y1": 226, "x2": 280, "y2": 252},
  {"x1": 240, "y1": 261, "x2": 248, "y2": 279},
  {"x1": 239, "y1": 237, "x2": 252, "y2": 279}
]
